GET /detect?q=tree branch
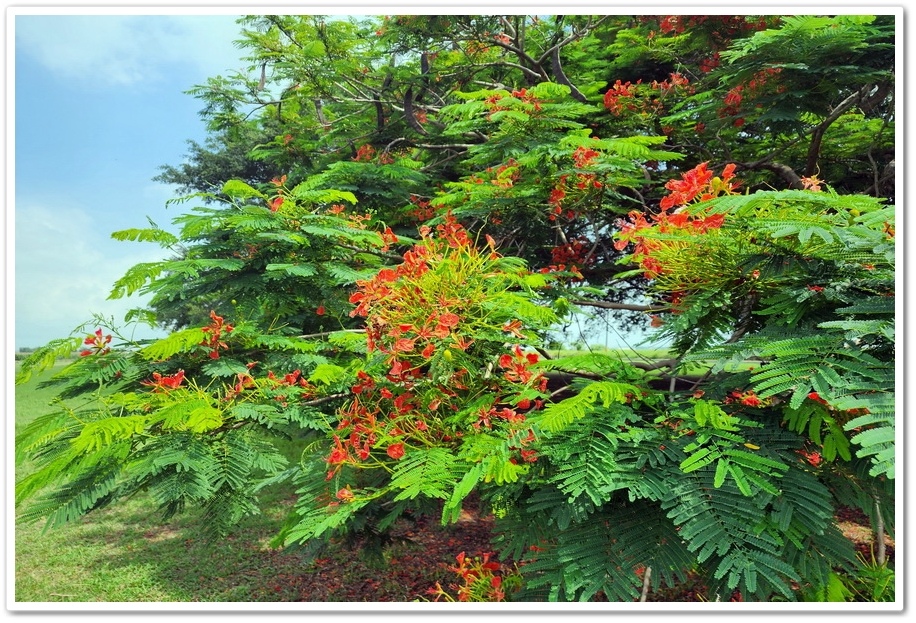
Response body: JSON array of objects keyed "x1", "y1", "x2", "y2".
[
  {"x1": 550, "y1": 46, "x2": 587, "y2": 102},
  {"x1": 298, "y1": 329, "x2": 365, "y2": 340},
  {"x1": 332, "y1": 242, "x2": 404, "y2": 262},
  {"x1": 756, "y1": 162, "x2": 804, "y2": 189},
  {"x1": 572, "y1": 299, "x2": 667, "y2": 313},
  {"x1": 805, "y1": 85, "x2": 872, "y2": 176},
  {"x1": 302, "y1": 392, "x2": 349, "y2": 407},
  {"x1": 403, "y1": 86, "x2": 429, "y2": 135}
]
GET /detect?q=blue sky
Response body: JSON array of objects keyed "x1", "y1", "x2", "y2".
[
  {"x1": 11, "y1": 12, "x2": 251, "y2": 348},
  {"x1": 7, "y1": 6, "x2": 639, "y2": 357}
]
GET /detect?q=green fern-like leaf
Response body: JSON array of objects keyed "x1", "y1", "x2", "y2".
[
  {"x1": 139, "y1": 327, "x2": 206, "y2": 361},
  {"x1": 282, "y1": 497, "x2": 373, "y2": 545},
  {"x1": 534, "y1": 381, "x2": 642, "y2": 432},
  {"x1": 108, "y1": 262, "x2": 167, "y2": 298},
  {"x1": 388, "y1": 447, "x2": 459, "y2": 501},
  {"x1": 110, "y1": 227, "x2": 180, "y2": 247},
  {"x1": 70, "y1": 416, "x2": 147, "y2": 454},
  {"x1": 15, "y1": 337, "x2": 84, "y2": 384}
]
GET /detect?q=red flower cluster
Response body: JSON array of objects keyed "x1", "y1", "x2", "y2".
[
  {"x1": 547, "y1": 170, "x2": 602, "y2": 222},
  {"x1": 603, "y1": 73, "x2": 692, "y2": 120},
  {"x1": 141, "y1": 369, "x2": 185, "y2": 392},
  {"x1": 655, "y1": 15, "x2": 771, "y2": 38},
  {"x1": 614, "y1": 163, "x2": 737, "y2": 280},
  {"x1": 497, "y1": 345, "x2": 548, "y2": 392},
  {"x1": 201, "y1": 310, "x2": 233, "y2": 359},
  {"x1": 699, "y1": 52, "x2": 721, "y2": 73},
  {"x1": 428, "y1": 552, "x2": 515, "y2": 602},
  {"x1": 800, "y1": 175, "x2": 823, "y2": 192},
  {"x1": 572, "y1": 146, "x2": 600, "y2": 168},
  {"x1": 718, "y1": 67, "x2": 783, "y2": 125},
  {"x1": 80, "y1": 328, "x2": 112, "y2": 357},
  {"x1": 797, "y1": 448, "x2": 823, "y2": 467},
  {"x1": 603, "y1": 80, "x2": 639, "y2": 115},
  {"x1": 406, "y1": 194, "x2": 436, "y2": 221},
  {"x1": 483, "y1": 88, "x2": 543, "y2": 120},
  {"x1": 329, "y1": 214, "x2": 549, "y2": 483},
  {"x1": 484, "y1": 159, "x2": 521, "y2": 189},
  {"x1": 550, "y1": 238, "x2": 595, "y2": 272},
  {"x1": 353, "y1": 144, "x2": 376, "y2": 162},
  {"x1": 660, "y1": 162, "x2": 738, "y2": 210},
  {"x1": 724, "y1": 389, "x2": 765, "y2": 407}
]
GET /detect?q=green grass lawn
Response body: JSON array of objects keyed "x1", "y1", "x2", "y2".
[{"x1": 12, "y1": 363, "x2": 311, "y2": 603}]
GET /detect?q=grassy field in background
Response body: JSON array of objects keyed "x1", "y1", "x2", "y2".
[{"x1": 13, "y1": 362, "x2": 316, "y2": 603}]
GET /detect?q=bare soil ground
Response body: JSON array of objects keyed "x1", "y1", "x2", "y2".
[{"x1": 268, "y1": 503, "x2": 892, "y2": 602}]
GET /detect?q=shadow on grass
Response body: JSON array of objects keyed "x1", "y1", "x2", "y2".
[{"x1": 15, "y1": 487, "x2": 489, "y2": 603}]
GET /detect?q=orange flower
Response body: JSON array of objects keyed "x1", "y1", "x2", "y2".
[
  {"x1": 80, "y1": 328, "x2": 112, "y2": 356},
  {"x1": 386, "y1": 443, "x2": 405, "y2": 460},
  {"x1": 141, "y1": 370, "x2": 186, "y2": 392}
]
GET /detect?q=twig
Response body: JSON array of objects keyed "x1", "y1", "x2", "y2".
[
  {"x1": 302, "y1": 393, "x2": 349, "y2": 407},
  {"x1": 875, "y1": 497, "x2": 886, "y2": 565},
  {"x1": 298, "y1": 329, "x2": 365, "y2": 340},
  {"x1": 572, "y1": 300, "x2": 667, "y2": 313},
  {"x1": 639, "y1": 566, "x2": 653, "y2": 602}
]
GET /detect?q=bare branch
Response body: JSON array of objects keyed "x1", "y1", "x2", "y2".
[
  {"x1": 332, "y1": 242, "x2": 404, "y2": 262},
  {"x1": 403, "y1": 87, "x2": 429, "y2": 135},
  {"x1": 756, "y1": 162, "x2": 804, "y2": 189},
  {"x1": 302, "y1": 393, "x2": 350, "y2": 407},
  {"x1": 550, "y1": 46, "x2": 587, "y2": 103},
  {"x1": 805, "y1": 85, "x2": 872, "y2": 176},
  {"x1": 573, "y1": 299, "x2": 667, "y2": 313},
  {"x1": 298, "y1": 329, "x2": 365, "y2": 340}
]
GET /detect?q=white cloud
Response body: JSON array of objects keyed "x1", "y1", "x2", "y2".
[
  {"x1": 14, "y1": 202, "x2": 167, "y2": 348},
  {"x1": 15, "y1": 14, "x2": 248, "y2": 88}
]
